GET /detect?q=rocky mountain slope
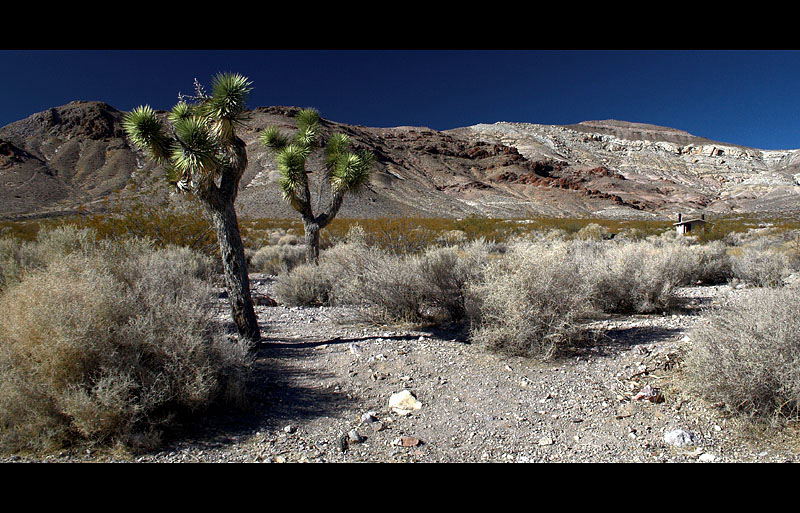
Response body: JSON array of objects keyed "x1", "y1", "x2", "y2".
[{"x1": 2, "y1": 101, "x2": 799, "y2": 221}]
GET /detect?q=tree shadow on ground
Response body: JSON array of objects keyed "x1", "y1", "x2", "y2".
[
  {"x1": 562, "y1": 325, "x2": 684, "y2": 359},
  {"x1": 257, "y1": 333, "x2": 422, "y2": 351},
  {"x1": 157, "y1": 342, "x2": 357, "y2": 452},
  {"x1": 417, "y1": 322, "x2": 472, "y2": 344}
]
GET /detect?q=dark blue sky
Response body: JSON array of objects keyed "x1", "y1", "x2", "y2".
[{"x1": 2, "y1": 49, "x2": 800, "y2": 150}]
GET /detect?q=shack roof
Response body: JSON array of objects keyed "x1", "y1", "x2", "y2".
[{"x1": 673, "y1": 217, "x2": 708, "y2": 226}]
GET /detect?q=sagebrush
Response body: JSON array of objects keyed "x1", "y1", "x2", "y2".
[
  {"x1": 682, "y1": 286, "x2": 800, "y2": 423},
  {"x1": 0, "y1": 227, "x2": 252, "y2": 454}
]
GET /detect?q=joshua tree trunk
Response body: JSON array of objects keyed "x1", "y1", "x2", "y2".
[
  {"x1": 301, "y1": 191, "x2": 344, "y2": 265},
  {"x1": 303, "y1": 218, "x2": 321, "y2": 265},
  {"x1": 208, "y1": 201, "x2": 260, "y2": 344},
  {"x1": 198, "y1": 136, "x2": 261, "y2": 345}
]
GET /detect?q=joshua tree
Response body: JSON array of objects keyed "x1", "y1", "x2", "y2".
[
  {"x1": 260, "y1": 108, "x2": 375, "y2": 264},
  {"x1": 122, "y1": 73, "x2": 260, "y2": 345}
]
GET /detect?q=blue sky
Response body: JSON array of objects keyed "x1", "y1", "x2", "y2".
[{"x1": 2, "y1": 49, "x2": 800, "y2": 150}]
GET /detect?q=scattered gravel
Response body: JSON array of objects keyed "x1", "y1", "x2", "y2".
[{"x1": 4, "y1": 276, "x2": 798, "y2": 463}]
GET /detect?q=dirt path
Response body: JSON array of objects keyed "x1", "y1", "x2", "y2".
[{"x1": 7, "y1": 277, "x2": 799, "y2": 463}]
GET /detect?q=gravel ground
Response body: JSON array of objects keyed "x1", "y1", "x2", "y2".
[{"x1": 4, "y1": 276, "x2": 799, "y2": 463}]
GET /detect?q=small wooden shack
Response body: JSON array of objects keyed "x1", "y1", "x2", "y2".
[{"x1": 673, "y1": 213, "x2": 707, "y2": 235}]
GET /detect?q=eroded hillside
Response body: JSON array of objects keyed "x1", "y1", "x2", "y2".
[{"x1": 3, "y1": 102, "x2": 800, "y2": 221}]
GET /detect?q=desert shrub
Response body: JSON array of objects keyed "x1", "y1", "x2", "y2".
[
  {"x1": 0, "y1": 235, "x2": 251, "y2": 454},
  {"x1": 576, "y1": 240, "x2": 683, "y2": 314},
  {"x1": 274, "y1": 240, "x2": 491, "y2": 324},
  {"x1": 277, "y1": 233, "x2": 300, "y2": 246},
  {"x1": 466, "y1": 240, "x2": 591, "y2": 359},
  {"x1": 343, "y1": 223, "x2": 368, "y2": 245},
  {"x1": 437, "y1": 229, "x2": 468, "y2": 246},
  {"x1": 272, "y1": 261, "x2": 336, "y2": 306},
  {"x1": 730, "y1": 241, "x2": 792, "y2": 287},
  {"x1": 0, "y1": 238, "x2": 27, "y2": 291},
  {"x1": 249, "y1": 244, "x2": 307, "y2": 275},
  {"x1": 75, "y1": 196, "x2": 219, "y2": 257},
  {"x1": 273, "y1": 242, "x2": 372, "y2": 307},
  {"x1": 349, "y1": 241, "x2": 491, "y2": 324},
  {"x1": 575, "y1": 223, "x2": 608, "y2": 241},
  {"x1": 682, "y1": 287, "x2": 800, "y2": 423},
  {"x1": 0, "y1": 225, "x2": 100, "y2": 292},
  {"x1": 614, "y1": 227, "x2": 647, "y2": 241},
  {"x1": 576, "y1": 239, "x2": 732, "y2": 313},
  {"x1": 349, "y1": 251, "x2": 428, "y2": 322},
  {"x1": 685, "y1": 240, "x2": 733, "y2": 285},
  {"x1": 415, "y1": 242, "x2": 492, "y2": 321}
]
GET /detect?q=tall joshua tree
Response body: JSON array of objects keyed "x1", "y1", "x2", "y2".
[
  {"x1": 122, "y1": 73, "x2": 260, "y2": 345},
  {"x1": 260, "y1": 108, "x2": 375, "y2": 264}
]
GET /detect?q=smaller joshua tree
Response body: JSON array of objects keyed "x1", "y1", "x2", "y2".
[
  {"x1": 122, "y1": 73, "x2": 260, "y2": 345},
  {"x1": 260, "y1": 108, "x2": 375, "y2": 264}
]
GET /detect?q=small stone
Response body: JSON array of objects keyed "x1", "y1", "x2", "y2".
[
  {"x1": 699, "y1": 453, "x2": 716, "y2": 462},
  {"x1": 337, "y1": 433, "x2": 348, "y2": 452},
  {"x1": 538, "y1": 437, "x2": 554, "y2": 446},
  {"x1": 361, "y1": 411, "x2": 378, "y2": 424},
  {"x1": 283, "y1": 425, "x2": 295, "y2": 434},
  {"x1": 664, "y1": 429, "x2": 696, "y2": 447},
  {"x1": 389, "y1": 390, "x2": 422, "y2": 416},
  {"x1": 394, "y1": 436, "x2": 422, "y2": 447},
  {"x1": 347, "y1": 429, "x2": 366, "y2": 443}
]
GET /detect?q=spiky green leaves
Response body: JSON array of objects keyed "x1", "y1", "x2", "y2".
[
  {"x1": 275, "y1": 143, "x2": 311, "y2": 207},
  {"x1": 122, "y1": 105, "x2": 171, "y2": 164},
  {"x1": 295, "y1": 108, "x2": 320, "y2": 130},
  {"x1": 290, "y1": 108, "x2": 321, "y2": 149},
  {"x1": 202, "y1": 73, "x2": 252, "y2": 143},
  {"x1": 325, "y1": 133, "x2": 374, "y2": 193},
  {"x1": 122, "y1": 73, "x2": 253, "y2": 196},
  {"x1": 259, "y1": 108, "x2": 375, "y2": 213},
  {"x1": 203, "y1": 73, "x2": 252, "y2": 122},
  {"x1": 171, "y1": 116, "x2": 219, "y2": 189},
  {"x1": 330, "y1": 150, "x2": 375, "y2": 194},
  {"x1": 260, "y1": 109, "x2": 321, "y2": 152},
  {"x1": 259, "y1": 126, "x2": 289, "y2": 150},
  {"x1": 325, "y1": 133, "x2": 351, "y2": 168},
  {"x1": 168, "y1": 101, "x2": 193, "y2": 124}
]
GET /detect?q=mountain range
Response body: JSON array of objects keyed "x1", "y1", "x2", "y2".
[{"x1": 2, "y1": 100, "x2": 799, "y2": 221}]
